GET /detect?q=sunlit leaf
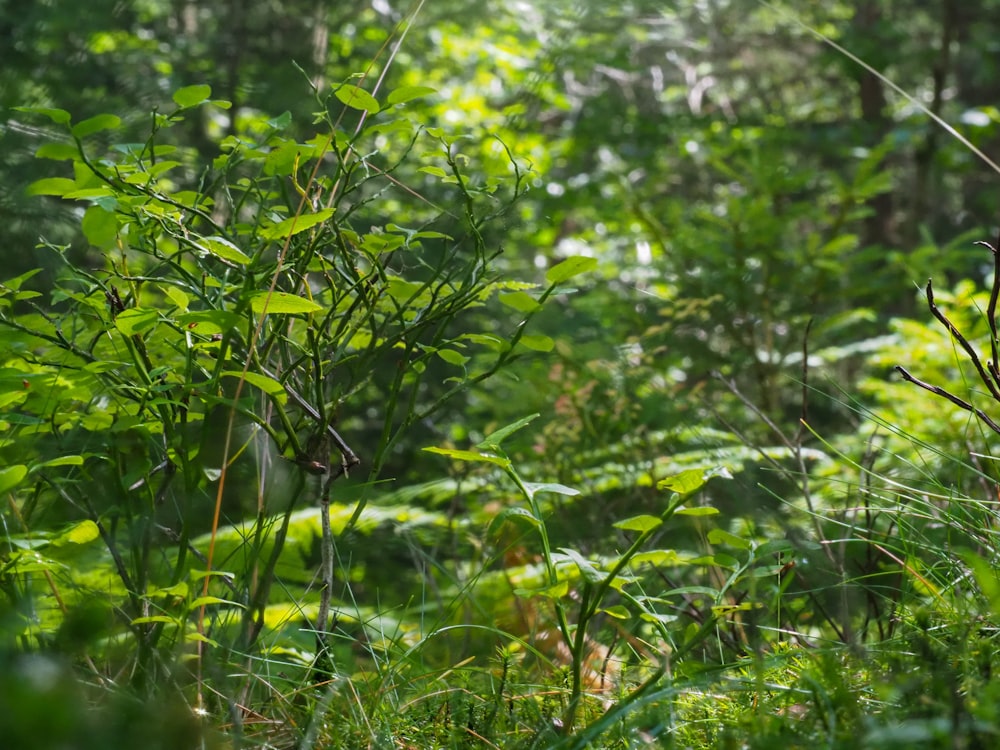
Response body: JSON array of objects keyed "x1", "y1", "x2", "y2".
[
  {"x1": 556, "y1": 547, "x2": 604, "y2": 583},
  {"x1": 30, "y1": 455, "x2": 83, "y2": 471},
  {"x1": 334, "y1": 85, "x2": 380, "y2": 114},
  {"x1": 675, "y1": 506, "x2": 719, "y2": 517},
  {"x1": 631, "y1": 550, "x2": 682, "y2": 566},
  {"x1": 498, "y1": 291, "x2": 541, "y2": 313},
  {"x1": 176, "y1": 310, "x2": 239, "y2": 334},
  {"x1": 522, "y1": 482, "x2": 580, "y2": 498},
  {"x1": 82, "y1": 205, "x2": 118, "y2": 248},
  {"x1": 515, "y1": 580, "x2": 569, "y2": 599},
  {"x1": 132, "y1": 616, "x2": 178, "y2": 625},
  {"x1": 600, "y1": 605, "x2": 631, "y2": 620},
  {"x1": 187, "y1": 596, "x2": 244, "y2": 610},
  {"x1": 387, "y1": 86, "x2": 437, "y2": 105},
  {"x1": 518, "y1": 334, "x2": 554, "y2": 352},
  {"x1": 27, "y1": 178, "x2": 77, "y2": 197},
  {"x1": 34, "y1": 143, "x2": 77, "y2": 160},
  {"x1": 0, "y1": 465, "x2": 28, "y2": 494},
  {"x1": 436, "y1": 349, "x2": 469, "y2": 367},
  {"x1": 260, "y1": 209, "x2": 334, "y2": 240},
  {"x1": 193, "y1": 236, "x2": 251, "y2": 265},
  {"x1": 173, "y1": 84, "x2": 212, "y2": 108},
  {"x1": 248, "y1": 291, "x2": 322, "y2": 315},
  {"x1": 477, "y1": 414, "x2": 539, "y2": 450},
  {"x1": 423, "y1": 446, "x2": 510, "y2": 468},
  {"x1": 52, "y1": 520, "x2": 99, "y2": 546},
  {"x1": 545, "y1": 256, "x2": 597, "y2": 284},
  {"x1": 222, "y1": 371, "x2": 287, "y2": 404},
  {"x1": 148, "y1": 582, "x2": 189, "y2": 598},
  {"x1": 71, "y1": 114, "x2": 121, "y2": 138},
  {"x1": 115, "y1": 307, "x2": 159, "y2": 336},
  {"x1": 614, "y1": 515, "x2": 662, "y2": 533},
  {"x1": 658, "y1": 466, "x2": 732, "y2": 495}
]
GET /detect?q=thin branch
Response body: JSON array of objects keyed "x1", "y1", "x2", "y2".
[
  {"x1": 894, "y1": 365, "x2": 1000, "y2": 436},
  {"x1": 924, "y1": 278, "x2": 1000, "y2": 402},
  {"x1": 975, "y1": 235, "x2": 1000, "y2": 391}
]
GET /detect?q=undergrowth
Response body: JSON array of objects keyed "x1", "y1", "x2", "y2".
[{"x1": 5, "y1": 5, "x2": 1000, "y2": 750}]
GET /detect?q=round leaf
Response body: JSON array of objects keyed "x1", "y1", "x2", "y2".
[
  {"x1": 173, "y1": 84, "x2": 212, "y2": 108},
  {"x1": 334, "y1": 85, "x2": 380, "y2": 114}
]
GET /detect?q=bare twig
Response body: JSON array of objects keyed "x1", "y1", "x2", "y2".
[
  {"x1": 924, "y1": 278, "x2": 1000, "y2": 402},
  {"x1": 894, "y1": 365, "x2": 1000, "y2": 436}
]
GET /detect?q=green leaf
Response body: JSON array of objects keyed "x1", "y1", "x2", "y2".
[
  {"x1": 422, "y1": 446, "x2": 511, "y2": 468},
  {"x1": 387, "y1": 86, "x2": 437, "y2": 105},
  {"x1": 173, "y1": 84, "x2": 212, "y2": 108},
  {"x1": 518, "y1": 334, "x2": 554, "y2": 352},
  {"x1": 222, "y1": 371, "x2": 287, "y2": 404},
  {"x1": 131, "y1": 616, "x2": 178, "y2": 626},
  {"x1": 115, "y1": 308, "x2": 159, "y2": 336},
  {"x1": 1, "y1": 268, "x2": 43, "y2": 292},
  {"x1": 26, "y1": 178, "x2": 77, "y2": 197},
  {"x1": 193, "y1": 236, "x2": 251, "y2": 265},
  {"x1": 176, "y1": 310, "x2": 240, "y2": 334},
  {"x1": 248, "y1": 291, "x2": 322, "y2": 315},
  {"x1": 516, "y1": 580, "x2": 569, "y2": 600},
  {"x1": 260, "y1": 209, "x2": 334, "y2": 240},
  {"x1": 675, "y1": 506, "x2": 719, "y2": 517},
  {"x1": 545, "y1": 256, "x2": 598, "y2": 284},
  {"x1": 631, "y1": 550, "x2": 682, "y2": 566},
  {"x1": 711, "y1": 602, "x2": 754, "y2": 617},
  {"x1": 71, "y1": 114, "x2": 121, "y2": 138},
  {"x1": 418, "y1": 166, "x2": 448, "y2": 178},
  {"x1": 522, "y1": 482, "x2": 580, "y2": 498},
  {"x1": 384, "y1": 278, "x2": 424, "y2": 301},
  {"x1": 556, "y1": 547, "x2": 604, "y2": 583},
  {"x1": 658, "y1": 466, "x2": 732, "y2": 495},
  {"x1": 148, "y1": 582, "x2": 189, "y2": 598},
  {"x1": 600, "y1": 605, "x2": 631, "y2": 620},
  {"x1": 162, "y1": 286, "x2": 189, "y2": 311},
  {"x1": 755, "y1": 539, "x2": 795, "y2": 556},
  {"x1": 498, "y1": 291, "x2": 541, "y2": 313},
  {"x1": 30, "y1": 455, "x2": 84, "y2": 471},
  {"x1": 15, "y1": 106, "x2": 71, "y2": 124},
  {"x1": 460, "y1": 333, "x2": 507, "y2": 352},
  {"x1": 334, "y1": 84, "x2": 380, "y2": 114},
  {"x1": 187, "y1": 596, "x2": 244, "y2": 610},
  {"x1": 52, "y1": 520, "x2": 99, "y2": 546},
  {"x1": 613, "y1": 515, "x2": 662, "y2": 533},
  {"x1": 476, "y1": 413, "x2": 540, "y2": 450},
  {"x1": 639, "y1": 612, "x2": 678, "y2": 626},
  {"x1": 707, "y1": 528, "x2": 752, "y2": 550},
  {"x1": 0, "y1": 465, "x2": 27, "y2": 494},
  {"x1": 82, "y1": 205, "x2": 118, "y2": 248},
  {"x1": 436, "y1": 349, "x2": 469, "y2": 367},
  {"x1": 487, "y1": 506, "x2": 541, "y2": 537},
  {"x1": 35, "y1": 143, "x2": 78, "y2": 160}
]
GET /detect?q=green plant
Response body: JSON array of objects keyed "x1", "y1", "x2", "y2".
[
  {"x1": 0, "y1": 75, "x2": 556, "y2": 739},
  {"x1": 422, "y1": 411, "x2": 738, "y2": 742}
]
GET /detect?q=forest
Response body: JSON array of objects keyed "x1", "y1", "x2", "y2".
[{"x1": 2, "y1": 1, "x2": 1000, "y2": 748}]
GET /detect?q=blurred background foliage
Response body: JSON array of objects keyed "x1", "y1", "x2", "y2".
[
  {"x1": 8, "y1": 0, "x2": 997, "y2": 449},
  {"x1": 5, "y1": 0, "x2": 1000, "y2": 745}
]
